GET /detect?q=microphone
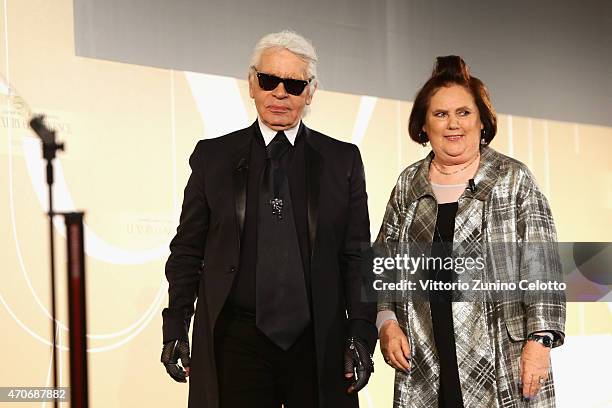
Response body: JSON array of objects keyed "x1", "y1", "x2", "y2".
[
  {"x1": 30, "y1": 115, "x2": 61, "y2": 147},
  {"x1": 468, "y1": 179, "x2": 476, "y2": 193},
  {"x1": 236, "y1": 158, "x2": 248, "y2": 172}
]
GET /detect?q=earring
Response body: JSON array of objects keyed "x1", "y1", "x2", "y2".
[
  {"x1": 480, "y1": 129, "x2": 487, "y2": 145},
  {"x1": 418, "y1": 131, "x2": 428, "y2": 146}
]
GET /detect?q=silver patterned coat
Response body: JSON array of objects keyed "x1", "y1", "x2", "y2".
[{"x1": 376, "y1": 146, "x2": 566, "y2": 408}]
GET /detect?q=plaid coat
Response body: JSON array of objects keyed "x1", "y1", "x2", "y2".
[{"x1": 377, "y1": 146, "x2": 566, "y2": 408}]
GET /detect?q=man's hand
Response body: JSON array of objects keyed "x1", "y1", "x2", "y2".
[
  {"x1": 161, "y1": 339, "x2": 191, "y2": 383},
  {"x1": 344, "y1": 337, "x2": 374, "y2": 394},
  {"x1": 379, "y1": 320, "x2": 411, "y2": 374},
  {"x1": 520, "y1": 340, "x2": 551, "y2": 400}
]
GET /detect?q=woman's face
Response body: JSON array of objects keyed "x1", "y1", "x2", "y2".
[{"x1": 422, "y1": 84, "x2": 483, "y2": 165}]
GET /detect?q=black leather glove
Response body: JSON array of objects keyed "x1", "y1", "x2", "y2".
[
  {"x1": 344, "y1": 337, "x2": 374, "y2": 393},
  {"x1": 160, "y1": 339, "x2": 191, "y2": 383}
]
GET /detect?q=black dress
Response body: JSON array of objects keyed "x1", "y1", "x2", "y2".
[{"x1": 429, "y1": 202, "x2": 464, "y2": 408}]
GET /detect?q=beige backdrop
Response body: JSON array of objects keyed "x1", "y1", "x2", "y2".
[{"x1": 1, "y1": 1, "x2": 611, "y2": 407}]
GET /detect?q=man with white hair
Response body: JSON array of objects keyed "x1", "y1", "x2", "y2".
[{"x1": 161, "y1": 30, "x2": 377, "y2": 407}]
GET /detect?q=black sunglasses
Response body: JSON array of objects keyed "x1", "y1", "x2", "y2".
[{"x1": 252, "y1": 67, "x2": 313, "y2": 96}]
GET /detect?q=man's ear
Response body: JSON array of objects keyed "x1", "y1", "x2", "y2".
[
  {"x1": 306, "y1": 83, "x2": 317, "y2": 105},
  {"x1": 248, "y1": 75, "x2": 255, "y2": 99}
]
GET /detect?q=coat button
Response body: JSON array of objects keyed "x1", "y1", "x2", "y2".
[{"x1": 228, "y1": 265, "x2": 237, "y2": 273}]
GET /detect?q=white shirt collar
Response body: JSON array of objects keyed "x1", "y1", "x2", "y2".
[{"x1": 257, "y1": 118, "x2": 300, "y2": 146}]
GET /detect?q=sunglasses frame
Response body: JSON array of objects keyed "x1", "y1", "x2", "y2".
[{"x1": 251, "y1": 67, "x2": 314, "y2": 96}]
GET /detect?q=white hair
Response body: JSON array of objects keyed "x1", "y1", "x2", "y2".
[{"x1": 249, "y1": 30, "x2": 319, "y2": 94}]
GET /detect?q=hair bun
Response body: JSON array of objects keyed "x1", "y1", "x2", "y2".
[{"x1": 432, "y1": 55, "x2": 470, "y2": 82}]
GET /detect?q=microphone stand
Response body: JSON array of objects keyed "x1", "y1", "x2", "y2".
[{"x1": 29, "y1": 115, "x2": 64, "y2": 408}]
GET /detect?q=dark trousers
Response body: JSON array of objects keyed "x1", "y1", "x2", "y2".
[{"x1": 214, "y1": 308, "x2": 318, "y2": 408}]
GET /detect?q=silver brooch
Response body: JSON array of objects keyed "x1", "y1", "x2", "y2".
[{"x1": 270, "y1": 198, "x2": 284, "y2": 220}]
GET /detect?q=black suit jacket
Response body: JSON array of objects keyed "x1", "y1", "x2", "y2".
[{"x1": 162, "y1": 121, "x2": 377, "y2": 408}]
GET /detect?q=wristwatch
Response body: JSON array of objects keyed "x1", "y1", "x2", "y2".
[{"x1": 527, "y1": 333, "x2": 554, "y2": 348}]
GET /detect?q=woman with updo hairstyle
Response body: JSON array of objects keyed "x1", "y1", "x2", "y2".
[{"x1": 376, "y1": 56, "x2": 565, "y2": 407}]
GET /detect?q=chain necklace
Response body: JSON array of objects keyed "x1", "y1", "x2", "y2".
[{"x1": 431, "y1": 153, "x2": 480, "y2": 176}]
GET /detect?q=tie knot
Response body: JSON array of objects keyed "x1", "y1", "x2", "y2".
[{"x1": 267, "y1": 131, "x2": 291, "y2": 159}]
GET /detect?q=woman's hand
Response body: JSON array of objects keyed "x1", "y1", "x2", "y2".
[
  {"x1": 520, "y1": 340, "x2": 551, "y2": 400},
  {"x1": 379, "y1": 320, "x2": 411, "y2": 373}
]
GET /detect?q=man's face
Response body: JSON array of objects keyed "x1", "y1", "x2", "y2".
[{"x1": 249, "y1": 48, "x2": 315, "y2": 131}]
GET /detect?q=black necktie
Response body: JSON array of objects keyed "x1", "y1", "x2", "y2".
[
  {"x1": 255, "y1": 131, "x2": 310, "y2": 350},
  {"x1": 264, "y1": 131, "x2": 291, "y2": 218}
]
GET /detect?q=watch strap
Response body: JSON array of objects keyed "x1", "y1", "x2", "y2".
[{"x1": 527, "y1": 333, "x2": 554, "y2": 348}]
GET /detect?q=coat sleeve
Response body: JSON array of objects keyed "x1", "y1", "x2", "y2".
[
  {"x1": 339, "y1": 145, "x2": 377, "y2": 352},
  {"x1": 375, "y1": 179, "x2": 404, "y2": 316},
  {"x1": 516, "y1": 169, "x2": 566, "y2": 347},
  {"x1": 162, "y1": 141, "x2": 210, "y2": 343}
]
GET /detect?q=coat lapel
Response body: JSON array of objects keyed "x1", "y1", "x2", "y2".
[
  {"x1": 461, "y1": 146, "x2": 502, "y2": 202},
  {"x1": 303, "y1": 125, "x2": 323, "y2": 259},
  {"x1": 454, "y1": 146, "x2": 503, "y2": 251},
  {"x1": 232, "y1": 124, "x2": 255, "y2": 250},
  {"x1": 406, "y1": 153, "x2": 437, "y2": 246}
]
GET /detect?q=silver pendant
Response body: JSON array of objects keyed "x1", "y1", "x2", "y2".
[{"x1": 270, "y1": 198, "x2": 284, "y2": 220}]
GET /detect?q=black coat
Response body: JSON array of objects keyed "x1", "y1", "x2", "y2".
[{"x1": 162, "y1": 121, "x2": 377, "y2": 407}]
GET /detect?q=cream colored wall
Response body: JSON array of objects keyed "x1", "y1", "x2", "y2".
[{"x1": 1, "y1": 1, "x2": 610, "y2": 407}]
